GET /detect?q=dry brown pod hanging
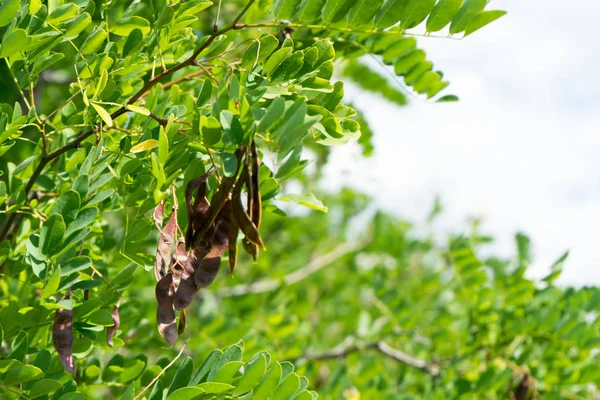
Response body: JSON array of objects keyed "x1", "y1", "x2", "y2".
[
  {"x1": 155, "y1": 274, "x2": 178, "y2": 345},
  {"x1": 232, "y1": 165, "x2": 265, "y2": 249},
  {"x1": 172, "y1": 247, "x2": 207, "y2": 310},
  {"x1": 194, "y1": 201, "x2": 231, "y2": 288},
  {"x1": 154, "y1": 201, "x2": 177, "y2": 281},
  {"x1": 53, "y1": 295, "x2": 75, "y2": 373},
  {"x1": 107, "y1": 303, "x2": 120, "y2": 348}
]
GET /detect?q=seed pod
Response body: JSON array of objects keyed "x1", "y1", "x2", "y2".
[
  {"x1": 191, "y1": 149, "x2": 244, "y2": 249},
  {"x1": 170, "y1": 239, "x2": 187, "y2": 291},
  {"x1": 154, "y1": 205, "x2": 177, "y2": 281},
  {"x1": 155, "y1": 274, "x2": 177, "y2": 345},
  {"x1": 53, "y1": 297, "x2": 75, "y2": 373},
  {"x1": 107, "y1": 303, "x2": 120, "y2": 348},
  {"x1": 178, "y1": 309, "x2": 187, "y2": 335},
  {"x1": 228, "y1": 213, "x2": 239, "y2": 274},
  {"x1": 195, "y1": 201, "x2": 231, "y2": 288},
  {"x1": 232, "y1": 166, "x2": 265, "y2": 249},
  {"x1": 153, "y1": 200, "x2": 165, "y2": 229},
  {"x1": 242, "y1": 237, "x2": 259, "y2": 260},
  {"x1": 185, "y1": 174, "x2": 211, "y2": 249},
  {"x1": 172, "y1": 247, "x2": 207, "y2": 310}
]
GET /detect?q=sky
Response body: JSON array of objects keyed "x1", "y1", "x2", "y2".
[{"x1": 321, "y1": 0, "x2": 600, "y2": 285}]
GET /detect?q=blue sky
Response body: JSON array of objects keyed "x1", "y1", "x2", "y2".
[{"x1": 322, "y1": 0, "x2": 600, "y2": 285}]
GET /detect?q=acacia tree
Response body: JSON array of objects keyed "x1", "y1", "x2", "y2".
[{"x1": 4, "y1": 0, "x2": 595, "y2": 399}]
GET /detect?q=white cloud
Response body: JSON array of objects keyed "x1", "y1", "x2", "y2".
[{"x1": 321, "y1": 0, "x2": 600, "y2": 285}]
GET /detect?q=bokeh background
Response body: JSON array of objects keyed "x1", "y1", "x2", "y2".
[{"x1": 320, "y1": 0, "x2": 599, "y2": 285}]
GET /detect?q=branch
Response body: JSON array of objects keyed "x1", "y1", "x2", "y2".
[
  {"x1": 0, "y1": 0, "x2": 256, "y2": 242},
  {"x1": 133, "y1": 342, "x2": 187, "y2": 400},
  {"x1": 300, "y1": 338, "x2": 439, "y2": 376},
  {"x1": 217, "y1": 233, "x2": 372, "y2": 297}
]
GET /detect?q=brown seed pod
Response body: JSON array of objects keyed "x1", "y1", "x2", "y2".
[
  {"x1": 228, "y1": 213, "x2": 239, "y2": 274},
  {"x1": 107, "y1": 303, "x2": 120, "y2": 348},
  {"x1": 191, "y1": 174, "x2": 235, "y2": 249},
  {"x1": 172, "y1": 247, "x2": 207, "y2": 310},
  {"x1": 242, "y1": 237, "x2": 259, "y2": 260},
  {"x1": 154, "y1": 204, "x2": 177, "y2": 281},
  {"x1": 155, "y1": 274, "x2": 178, "y2": 345},
  {"x1": 232, "y1": 166, "x2": 265, "y2": 249},
  {"x1": 185, "y1": 173, "x2": 211, "y2": 249},
  {"x1": 178, "y1": 308, "x2": 187, "y2": 335},
  {"x1": 194, "y1": 201, "x2": 231, "y2": 288},
  {"x1": 153, "y1": 200, "x2": 165, "y2": 229},
  {"x1": 170, "y1": 239, "x2": 188, "y2": 290},
  {"x1": 53, "y1": 297, "x2": 75, "y2": 373}
]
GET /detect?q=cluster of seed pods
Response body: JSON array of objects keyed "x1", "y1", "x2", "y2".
[{"x1": 154, "y1": 142, "x2": 264, "y2": 344}]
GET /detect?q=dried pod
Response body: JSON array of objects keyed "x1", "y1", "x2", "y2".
[
  {"x1": 178, "y1": 309, "x2": 187, "y2": 335},
  {"x1": 228, "y1": 214, "x2": 240, "y2": 274},
  {"x1": 232, "y1": 166, "x2": 265, "y2": 249},
  {"x1": 242, "y1": 237, "x2": 259, "y2": 260},
  {"x1": 185, "y1": 174, "x2": 211, "y2": 248},
  {"x1": 107, "y1": 303, "x2": 120, "y2": 348},
  {"x1": 172, "y1": 248, "x2": 206, "y2": 310},
  {"x1": 153, "y1": 200, "x2": 165, "y2": 229},
  {"x1": 192, "y1": 174, "x2": 236, "y2": 248},
  {"x1": 170, "y1": 239, "x2": 188, "y2": 290},
  {"x1": 53, "y1": 298, "x2": 75, "y2": 373},
  {"x1": 194, "y1": 201, "x2": 231, "y2": 288},
  {"x1": 155, "y1": 274, "x2": 178, "y2": 345},
  {"x1": 154, "y1": 205, "x2": 177, "y2": 281}
]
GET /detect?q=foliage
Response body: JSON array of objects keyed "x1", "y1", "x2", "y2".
[{"x1": 11, "y1": 0, "x2": 597, "y2": 399}]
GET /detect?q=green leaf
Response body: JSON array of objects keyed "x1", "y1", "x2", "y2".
[
  {"x1": 131, "y1": 139, "x2": 159, "y2": 153},
  {"x1": 30, "y1": 379, "x2": 63, "y2": 398},
  {"x1": 264, "y1": 48, "x2": 292, "y2": 76},
  {"x1": 196, "y1": 382, "x2": 234, "y2": 394},
  {"x1": 271, "y1": 0, "x2": 302, "y2": 19},
  {"x1": 207, "y1": 344, "x2": 243, "y2": 381},
  {"x1": 126, "y1": 104, "x2": 151, "y2": 116},
  {"x1": 0, "y1": 29, "x2": 31, "y2": 58},
  {"x1": 271, "y1": 373, "x2": 301, "y2": 400},
  {"x1": 165, "y1": 387, "x2": 205, "y2": 400},
  {"x1": 40, "y1": 214, "x2": 66, "y2": 256},
  {"x1": 449, "y1": 0, "x2": 486, "y2": 34},
  {"x1": 156, "y1": 5, "x2": 175, "y2": 30},
  {"x1": 233, "y1": 354, "x2": 267, "y2": 395},
  {"x1": 158, "y1": 127, "x2": 169, "y2": 165},
  {"x1": 42, "y1": 266, "x2": 61, "y2": 298},
  {"x1": 211, "y1": 361, "x2": 243, "y2": 384},
  {"x1": 0, "y1": 359, "x2": 22, "y2": 374},
  {"x1": 8, "y1": 331, "x2": 28, "y2": 362},
  {"x1": 81, "y1": 28, "x2": 108, "y2": 55},
  {"x1": 91, "y1": 102, "x2": 113, "y2": 127},
  {"x1": 401, "y1": 0, "x2": 436, "y2": 29},
  {"x1": 65, "y1": 13, "x2": 91, "y2": 38},
  {"x1": 4, "y1": 365, "x2": 44, "y2": 385},
  {"x1": 189, "y1": 350, "x2": 223, "y2": 385},
  {"x1": 167, "y1": 357, "x2": 194, "y2": 396},
  {"x1": 219, "y1": 111, "x2": 244, "y2": 144},
  {"x1": 348, "y1": 0, "x2": 384, "y2": 27},
  {"x1": 50, "y1": 190, "x2": 80, "y2": 225},
  {"x1": 61, "y1": 256, "x2": 92, "y2": 276},
  {"x1": 426, "y1": 0, "x2": 462, "y2": 32},
  {"x1": 196, "y1": 80, "x2": 213, "y2": 107},
  {"x1": 258, "y1": 98, "x2": 286, "y2": 133},
  {"x1": 278, "y1": 193, "x2": 328, "y2": 212},
  {"x1": 65, "y1": 207, "x2": 97, "y2": 236},
  {"x1": 32, "y1": 53, "x2": 65, "y2": 75},
  {"x1": 29, "y1": 0, "x2": 42, "y2": 14},
  {"x1": 464, "y1": 10, "x2": 507, "y2": 36},
  {"x1": 252, "y1": 363, "x2": 282, "y2": 400},
  {"x1": 87, "y1": 309, "x2": 115, "y2": 326},
  {"x1": 112, "y1": 16, "x2": 151, "y2": 36},
  {"x1": 436, "y1": 94, "x2": 459, "y2": 102},
  {"x1": 200, "y1": 116, "x2": 222, "y2": 146},
  {"x1": 0, "y1": 0, "x2": 20, "y2": 27},
  {"x1": 47, "y1": 3, "x2": 79, "y2": 25},
  {"x1": 375, "y1": 0, "x2": 410, "y2": 29},
  {"x1": 148, "y1": 380, "x2": 164, "y2": 400}
]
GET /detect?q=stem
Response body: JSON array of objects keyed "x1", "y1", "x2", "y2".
[{"x1": 133, "y1": 342, "x2": 187, "y2": 400}]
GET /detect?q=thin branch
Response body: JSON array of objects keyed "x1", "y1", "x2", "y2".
[
  {"x1": 238, "y1": 22, "x2": 462, "y2": 40},
  {"x1": 133, "y1": 342, "x2": 188, "y2": 400},
  {"x1": 218, "y1": 233, "x2": 372, "y2": 297},
  {"x1": 300, "y1": 338, "x2": 439, "y2": 376}
]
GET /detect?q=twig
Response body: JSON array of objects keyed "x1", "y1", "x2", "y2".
[
  {"x1": 133, "y1": 342, "x2": 188, "y2": 400},
  {"x1": 300, "y1": 338, "x2": 439, "y2": 376},
  {"x1": 218, "y1": 234, "x2": 372, "y2": 297}
]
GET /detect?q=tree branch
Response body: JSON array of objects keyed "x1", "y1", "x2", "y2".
[
  {"x1": 0, "y1": 0, "x2": 257, "y2": 242},
  {"x1": 300, "y1": 338, "x2": 439, "y2": 376},
  {"x1": 217, "y1": 233, "x2": 372, "y2": 297}
]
